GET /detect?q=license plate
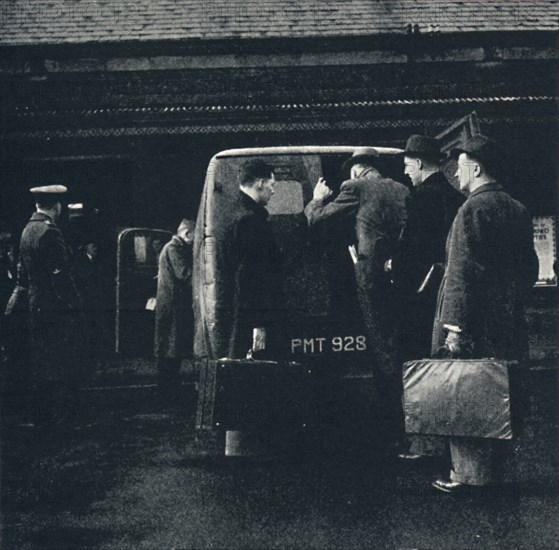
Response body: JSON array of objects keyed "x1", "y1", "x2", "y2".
[{"x1": 290, "y1": 335, "x2": 367, "y2": 354}]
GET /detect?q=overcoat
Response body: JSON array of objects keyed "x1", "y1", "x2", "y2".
[
  {"x1": 226, "y1": 191, "x2": 283, "y2": 359},
  {"x1": 394, "y1": 171, "x2": 465, "y2": 292},
  {"x1": 19, "y1": 212, "x2": 83, "y2": 382},
  {"x1": 305, "y1": 170, "x2": 409, "y2": 269},
  {"x1": 154, "y1": 235, "x2": 194, "y2": 359},
  {"x1": 392, "y1": 171, "x2": 465, "y2": 358},
  {"x1": 305, "y1": 169, "x2": 409, "y2": 372},
  {"x1": 432, "y1": 182, "x2": 538, "y2": 359},
  {"x1": 20, "y1": 213, "x2": 82, "y2": 314}
]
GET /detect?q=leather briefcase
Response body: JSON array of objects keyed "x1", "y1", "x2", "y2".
[
  {"x1": 196, "y1": 358, "x2": 313, "y2": 431},
  {"x1": 402, "y1": 359, "x2": 519, "y2": 440}
]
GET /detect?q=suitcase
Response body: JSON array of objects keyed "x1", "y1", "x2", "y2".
[
  {"x1": 402, "y1": 359, "x2": 519, "y2": 439},
  {"x1": 196, "y1": 358, "x2": 317, "y2": 432}
]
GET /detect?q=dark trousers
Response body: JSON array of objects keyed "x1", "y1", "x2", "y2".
[{"x1": 355, "y1": 259, "x2": 404, "y2": 447}]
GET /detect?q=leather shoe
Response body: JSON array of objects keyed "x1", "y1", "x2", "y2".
[{"x1": 431, "y1": 479, "x2": 465, "y2": 494}]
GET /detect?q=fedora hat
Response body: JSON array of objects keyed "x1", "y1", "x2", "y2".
[
  {"x1": 449, "y1": 134, "x2": 501, "y2": 165},
  {"x1": 342, "y1": 147, "x2": 381, "y2": 171},
  {"x1": 400, "y1": 135, "x2": 444, "y2": 159},
  {"x1": 449, "y1": 134, "x2": 504, "y2": 178}
]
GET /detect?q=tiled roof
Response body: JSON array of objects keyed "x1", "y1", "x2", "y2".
[{"x1": 0, "y1": 0, "x2": 557, "y2": 46}]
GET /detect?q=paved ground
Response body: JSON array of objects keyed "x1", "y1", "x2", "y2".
[{"x1": 1, "y1": 359, "x2": 557, "y2": 550}]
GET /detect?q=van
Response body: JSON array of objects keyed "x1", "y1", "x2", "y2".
[
  {"x1": 192, "y1": 146, "x2": 406, "y2": 357},
  {"x1": 192, "y1": 146, "x2": 405, "y2": 447}
]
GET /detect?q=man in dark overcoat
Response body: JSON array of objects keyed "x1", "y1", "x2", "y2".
[
  {"x1": 19, "y1": 185, "x2": 84, "y2": 423},
  {"x1": 390, "y1": 135, "x2": 465, "y2": 459},
  {"x1": 304, "y1": 147, "x2": 409, "y2": 449},
  {"x1": 226, "y1": 159, "x2": 283, "y2": 359},
  {"x1": 154, "y1": 219, "x2": 195, "y2": 395},
  {"x1": 431, "y1": 135, "x2": 538, "y2": 493}
]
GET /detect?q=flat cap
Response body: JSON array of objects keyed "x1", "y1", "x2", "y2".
[{"x1": 29, "y1": 185, "x2": 68, "y2": 195}]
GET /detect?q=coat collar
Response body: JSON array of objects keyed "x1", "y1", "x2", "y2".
[
  {"x1": 413, "y1": 171, "x2": 445, "y2": 192},
  {"x1": 468, "y1": 182, "x2": 503, "y2": 198},
  {"x1": 420, "y1": 171, "x2": 445, "y2": 186},
  {"x1": 353, "y1": 167, "x2": 382, "y2": 183},
  {"x1": 29, "y1": 211, "x2": 57, "y2": 225},
  {"x1": 239, "y1": 189, "x2": 269, "y2": 218},
  {"x1": 171, "y1": 234, "x2": 186, "y2": 247}
]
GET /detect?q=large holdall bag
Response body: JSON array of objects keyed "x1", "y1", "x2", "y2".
[{"x1": 402, "y1": 359, "x2": 519, "y2": 440}]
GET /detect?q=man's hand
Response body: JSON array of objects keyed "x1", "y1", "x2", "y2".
[
  {"x1": 246, "y1": 326, "x2": 267, "y2": 360},
  {"x1": 433, "y1": 326, "x2": 472, "y2": 359},
  {"x1": 313, "y1": 178, "x2": 333, "y2": 202},
  {"x1": 252, "y1": 327, "x2": 266, "y2": 352},
  {"x1": 444, "y1": 328, "x2": 465, "y2": 355}
]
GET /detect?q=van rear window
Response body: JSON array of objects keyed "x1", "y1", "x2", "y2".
[
  {"x1": 214, "y1": 155, "x2": 321, "y2": 215},
  {"x1": 267, "y1": 180, "x2": 303, "y2": 215}
]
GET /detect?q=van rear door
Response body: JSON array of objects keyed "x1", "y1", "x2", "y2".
[{"x1": 193, "y1": 151, "x2": 369, "y2": 369}]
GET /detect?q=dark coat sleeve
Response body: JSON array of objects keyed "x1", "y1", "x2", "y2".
[
  {"x1": 439, "y1": 204, "x2": 485, "y2": 331},
  {"x1": 392, "y1": 192, "x2": 428, "y2": 292},
  {"x1": 40, "y1": 228, "x2": 82, "y2": 311},
  {"x1": 304, "y1": 181, "x2": 360, "y2": 226}
]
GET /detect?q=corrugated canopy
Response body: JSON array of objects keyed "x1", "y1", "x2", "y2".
[{"x1": 0, "y1": 0, "x2": 557, "y2": 46}]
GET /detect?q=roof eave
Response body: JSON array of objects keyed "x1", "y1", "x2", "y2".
[{"x1": 0, "y1": 29, "x2": 557, "y2": 58}]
